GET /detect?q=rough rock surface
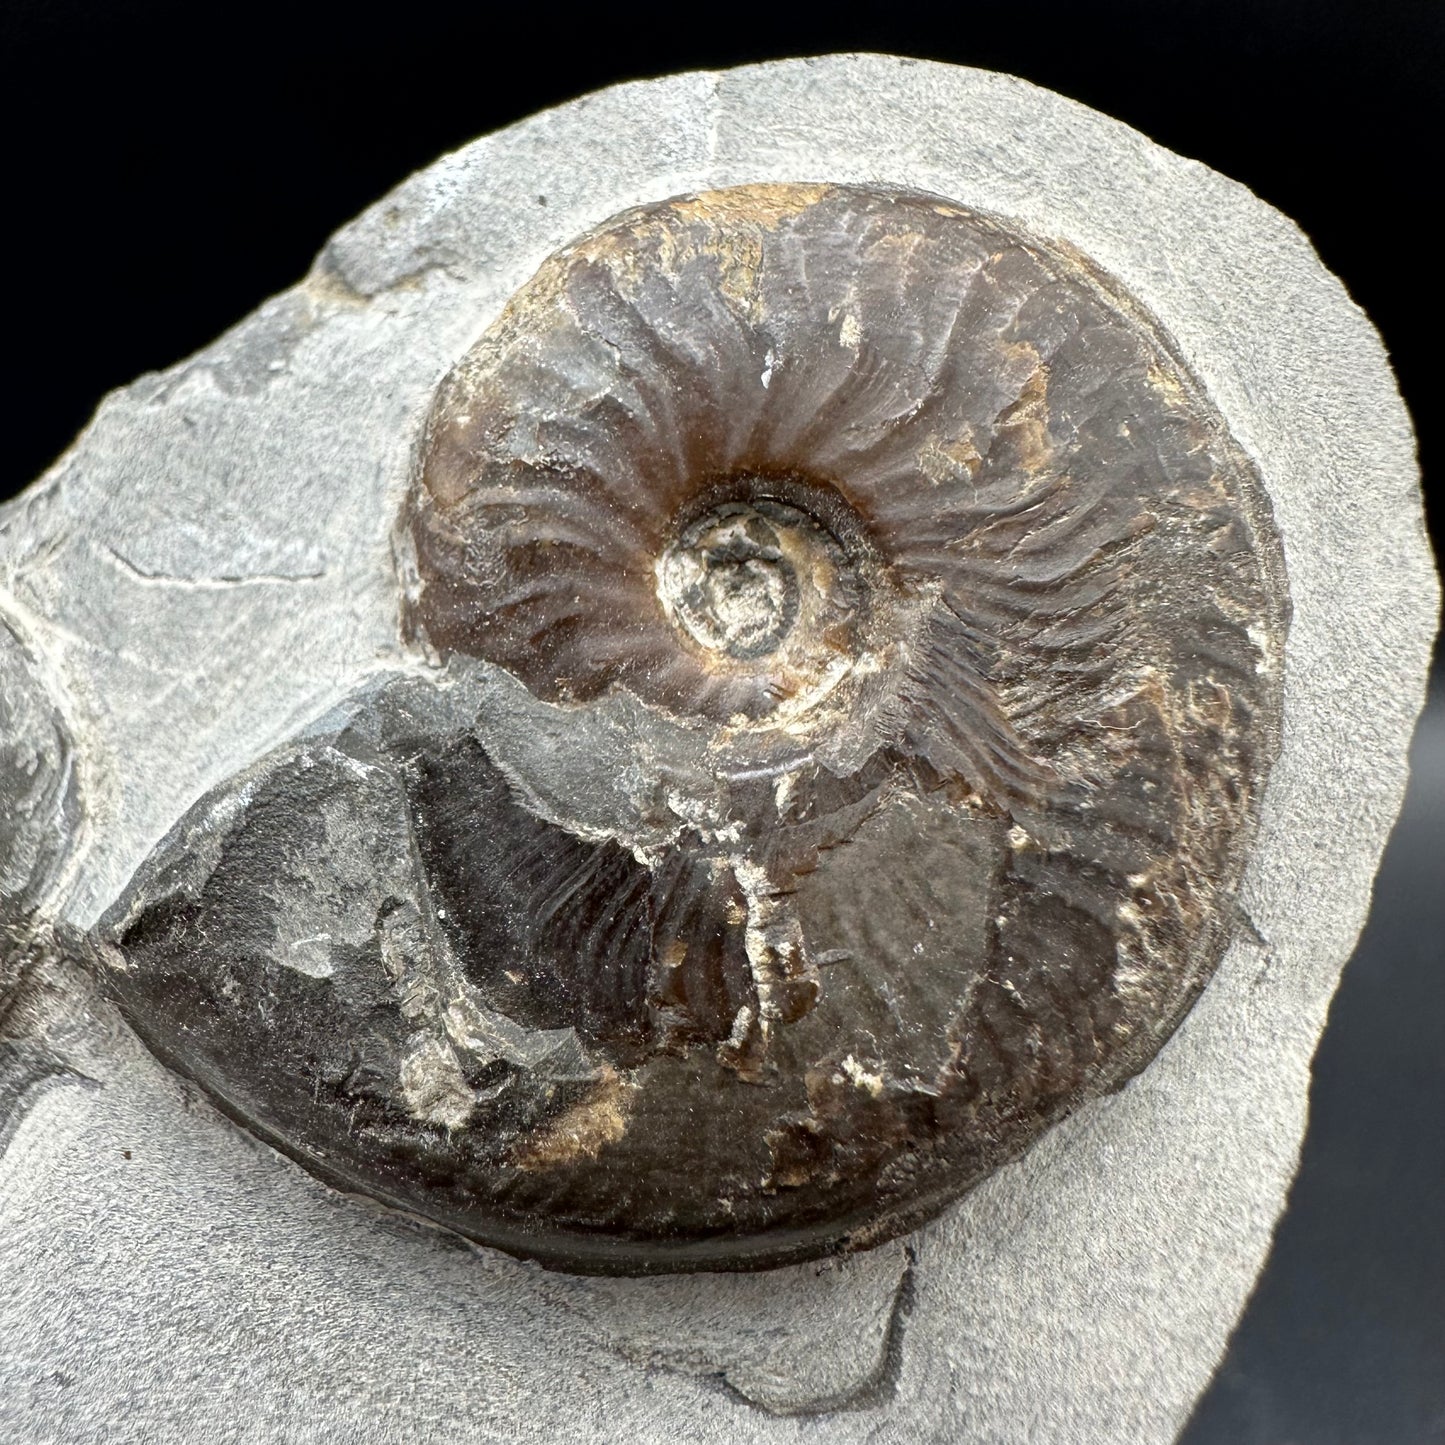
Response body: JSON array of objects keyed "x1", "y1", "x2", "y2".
[{"x1": 0, "y1": 55, "x2": 1436, "y2": 1444}]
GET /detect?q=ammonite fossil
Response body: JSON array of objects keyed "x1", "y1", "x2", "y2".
[
  {"x1": 106, "y1": 183, "x2": 1288, "y2": 1273},
  {"x1": 1, "y1": 620, "x2": 79, "y2": 935}
]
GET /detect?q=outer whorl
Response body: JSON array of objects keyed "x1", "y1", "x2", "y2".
[{"x1": 113, "y1": 183, "x2": 1289, "y2": 1273}]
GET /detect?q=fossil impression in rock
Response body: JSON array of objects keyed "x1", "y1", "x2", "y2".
[
  {"x1": 103, "y1": 182, "x2": 1288, "y2": 1273},
  {"x1": 0, "y1": 620, "x2": 80, "y2": 998}
]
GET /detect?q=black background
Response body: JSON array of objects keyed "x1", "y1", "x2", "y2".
[{"x1": 2, "y1": 4, "x2": 1441, "y2": 1442}]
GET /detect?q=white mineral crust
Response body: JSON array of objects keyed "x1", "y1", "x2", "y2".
[{"x1": 0, "y1": 55, "x2": 1436, "y2": 1444}]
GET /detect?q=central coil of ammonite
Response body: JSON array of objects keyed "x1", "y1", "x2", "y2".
[
  {"x1": 111, "y1": 182, "x2": 1289, "y2": 1274},
  {"x1": 655, "y1": 480, "x2": 873, "y2": 728},
  {"x1": 661, "y1": 499, "x2": 815, "y2": 663}
]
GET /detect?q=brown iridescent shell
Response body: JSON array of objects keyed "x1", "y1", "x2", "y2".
[{"x1": 109, "y1": 183, "x2": 1288, "y2": 1273}]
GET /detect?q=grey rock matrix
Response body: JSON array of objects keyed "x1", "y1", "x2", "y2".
[{"x1": 0, "y1": 55, "x2": 1436, "y2": 1445}]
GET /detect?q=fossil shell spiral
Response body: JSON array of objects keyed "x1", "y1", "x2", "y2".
[{"x1": 110, "y1": 182, "x2": 1288, "y2": 1273}]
